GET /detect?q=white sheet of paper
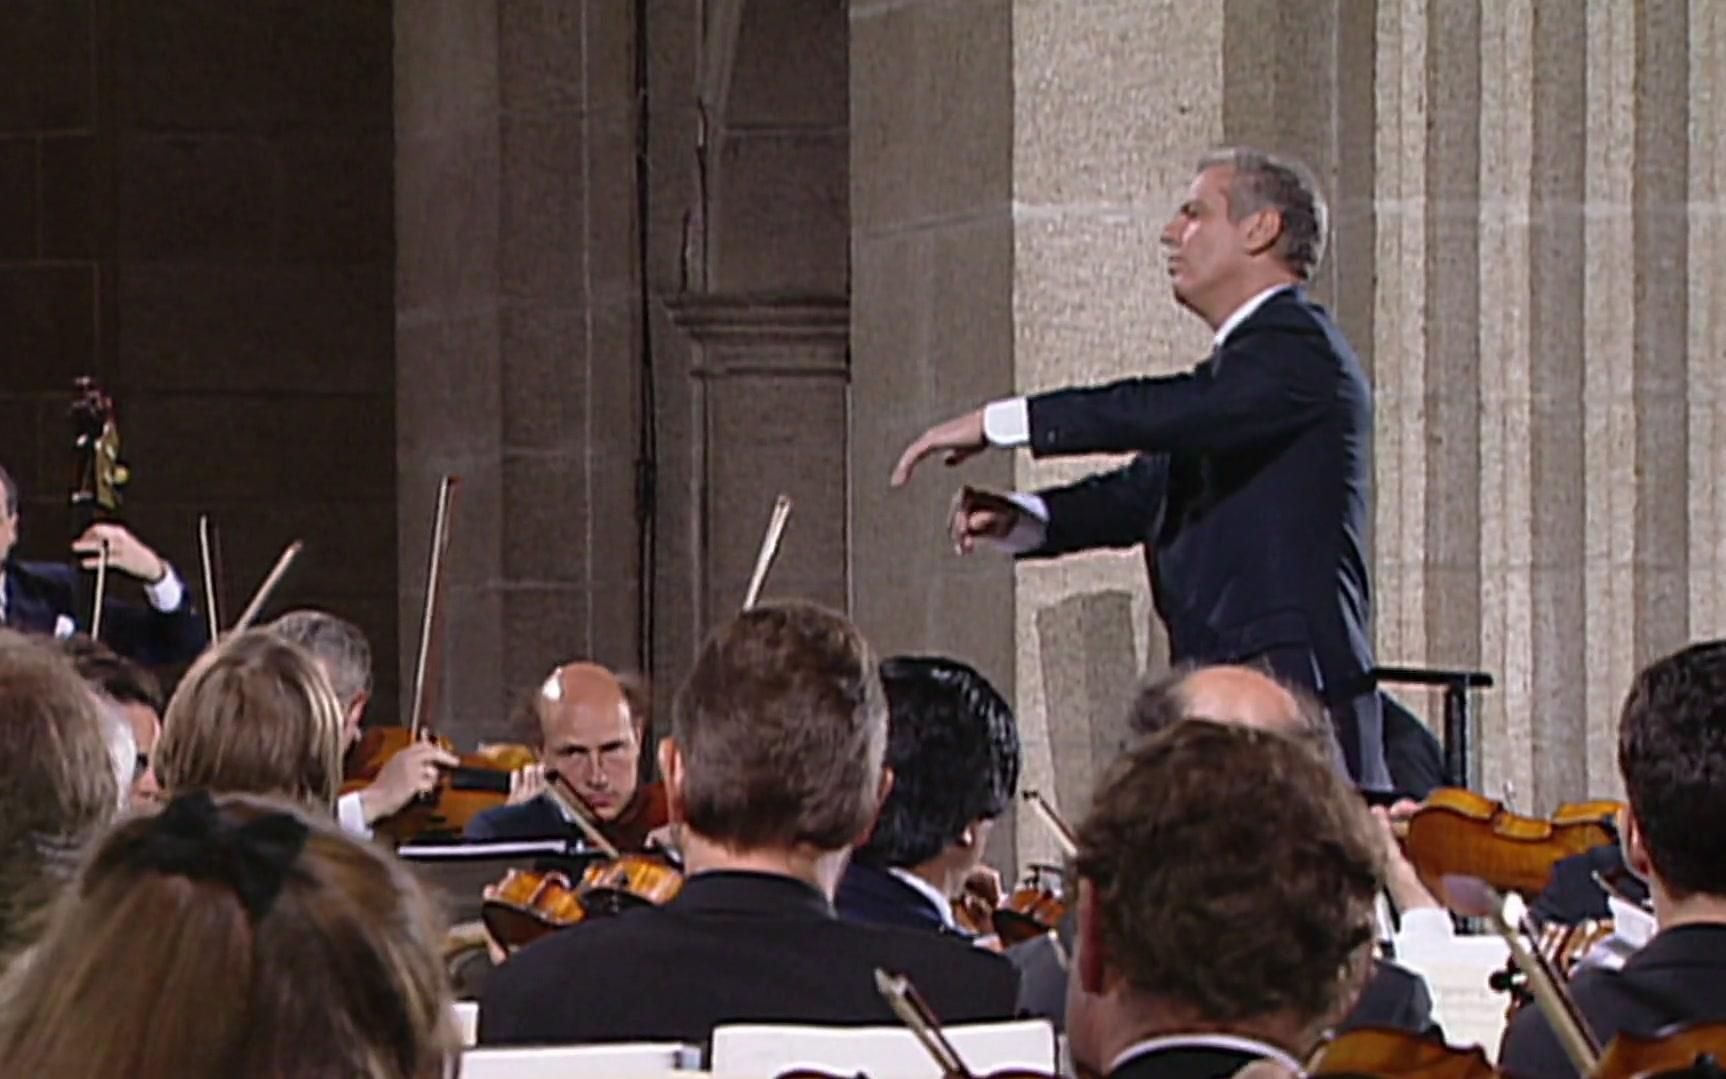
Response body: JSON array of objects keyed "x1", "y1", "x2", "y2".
[{"x1": 1392, "y1": 933, "x2": 1514, "y2": 1055}]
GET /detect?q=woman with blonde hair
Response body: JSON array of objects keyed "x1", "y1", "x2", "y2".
[
  {"x1": 0, "y1": 790, "x2": 459, "y2": 1077},
  {"x1": 153, "y1": 628, "x2": 346, "y2": 811}
]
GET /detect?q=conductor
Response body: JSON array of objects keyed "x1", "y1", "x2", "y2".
[{"x1": 891, "y1": 147, "x2": 1389, "y2": 793}]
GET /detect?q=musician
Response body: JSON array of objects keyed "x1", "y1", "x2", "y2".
[
  {"x1": 152, "y1": 630, "x2": 344, "y2": 812},
  {"x1": 0, "y1": 791, "x2": 459, "y2": 1076},
  {"x1": 0, "y1": 462, "x2": 206, "y2": 667},
  {"x1": 1500, "y1": 640, "x2": 1726, "y2": 1078},
  {"x1": 58, "y1": 635, "x2": 165, "y2": 806},
  {"x1": 1127, "y1": 664, "x2": 1444, "y2": 1038},
  {"x1": 464, "y1": 661, "x2": 668, "y2": 852},
  {"x1": 479, "y1": 602, "x2": 1018, "y2": 1046},
  {"x1": 0, "y1": 630, "x2": 128, "y2": 971},
  {"x1": 269, "y1": 610, "x2": 458, "y2": 837},
  {"x1": 1066, "y1": 720, "x2": 1381, "y2": 1079},
  {"x1": 835, "y1": 655, "x2": 1021, "y2": 935},
  {"x1": 890, "y1": 148, "x2": 1389, "y2": 795}
]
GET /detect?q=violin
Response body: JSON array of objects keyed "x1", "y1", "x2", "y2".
[
  {"x1": 479, "y1": 772, "x2": 682, "y2": 951},
  {"x1": 1401, "y1": 788, "x2": 1622, "y2": 903},
  {"x1": 991, "y1": 863, "x2": 1068, "y2": 947},
  {"x1": 1307, "y1": 1027, "x2": 1500, "y2": 1079},
  {"x1": 341, "y1": 475, "x2": 537, "y2": 842},
  {"x1": 1596, "y1": 1022, "x2": 1726, "y2": 1079}
]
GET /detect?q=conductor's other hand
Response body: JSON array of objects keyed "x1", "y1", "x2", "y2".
[
  {"x1": 948, "y1": 486, "x2": 1021, "y2": 555},
  {"x1": 890, "y1": 408, "x2": 987, "y2": 487}
]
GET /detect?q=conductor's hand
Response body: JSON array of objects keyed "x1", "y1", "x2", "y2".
[
  {"x1": 948, "y1": 485, "x2": 1022, "y2": 555},
  {"x1": 73, "y1": 523, "x2": 167, "y2": 583},
  {"x1": 890, "y1": 408, "x2": 988, "y2": 487},
  {"x1": 360, "y1": 740, "x2": 459, "y2": 824}
]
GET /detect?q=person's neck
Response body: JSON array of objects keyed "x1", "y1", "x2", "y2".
[
  {"x1": 680, "y1": 830, "x2": 854, "y2": 899},
  {"x1": 1083, "y1": 990, "x2": 1311, "y2": 1073},
  {"x1": 1651, "y1": 881, "x2": 1726, "y2": 930},
  {"x1": 1193, "y1": 267, "x2": 1300, "y2": 331},
  {"x1": 905, "y1": 855, "x2": 958, "y2": 899}
]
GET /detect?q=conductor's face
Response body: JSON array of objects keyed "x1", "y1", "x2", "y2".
[{"x1": 1161, "y1": 164, "x2": 1253, "y2": 322}]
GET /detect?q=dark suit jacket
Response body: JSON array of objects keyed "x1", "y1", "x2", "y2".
[
  {"x1": 1108, "y1": 1041, "x2": 1265, "y2": 1079},
  {"x1": 1340, "y1": 960, "x2": 1441, "y2": 1040},
  {"x1": 834, "y1": 860, "x2": 952, "y2": 934},
  {"x1": 1022, "y1": 288, "x2": 1385, "y2": 789},
  {"x1": 1499, "y1": 924, "x2": 1726, "y2": 1079},
  {"x1": 464, "y1": 794, "x2": 574, "y2": 842},
  {"x1": 1, "y1": 559, "x2": 206, "y2": 666},
  {"x1": 1530, "y1": 843, "x2": 1646, "y2": 928},
  {"x1": 478, "y1": 870, "x2": 1019, "y2": 1047}
]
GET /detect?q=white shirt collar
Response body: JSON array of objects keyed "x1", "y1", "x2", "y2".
[
  {"x1": 1108, "y1": 1032, "x2": 1303, "y2": 1075},
  {"x1": 1213, "y1": 284, "x2": 1294, "y2": 348},
  {"x1": 887, "y1": 866, "x2": 958, "y2": 930}
]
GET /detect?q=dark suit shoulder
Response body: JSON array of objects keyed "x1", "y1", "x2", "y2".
[{"x1": 464, "y1": 797, "x2": 565, "y2": 840}]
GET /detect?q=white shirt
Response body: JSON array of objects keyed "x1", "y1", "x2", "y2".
[
  {"x1": 336, "y1": 790, "x2": 372, "y2": 839},
  {"x1": 887, "y1": 866, "x2": 959, "y2": 931},
  {"x1": 977, "y1": 286, "x2": 1295, "y2": 554},
  {"x1": 1108, "y1": 1032, "x2": 1303, "y2": 1075}
]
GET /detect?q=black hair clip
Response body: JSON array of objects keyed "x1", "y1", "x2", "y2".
[{"x1": 114, "y1": 789, "x2": 310, "y2": 919}]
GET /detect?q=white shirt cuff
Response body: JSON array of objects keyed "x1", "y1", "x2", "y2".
[
  {"x1": 984, "y1": 491, "x2": 1050, "y2": 554},
  {"x1": 336, "y1": 790, "x2": 374, "y2": 839},
  {"x1": 144, "y1": 566, "x2": 185, "y2": 613},
  {"x1": 1393, "y1": 906, "x2": 1456, "y2": 946},
  {"x1": 982, "y1": 397, "x2": 1031, "y2": 447}
]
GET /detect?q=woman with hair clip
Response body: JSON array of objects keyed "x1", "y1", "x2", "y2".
[
  {"x1": 151, "y1": 628, "x2": 347, "y2": 812},
  {"x1": 0, "y1": 790, "x2": 459, "y2": 1078}
]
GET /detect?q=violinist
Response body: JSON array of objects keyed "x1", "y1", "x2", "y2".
[
  {"x1": 1499, "y1": 640, "x2": 1726, "y2": 1078},
  {"x1": 1126, "y1": 664, "x2": 1444, "y2": 1039},
  {"x1": 834, "y1": 655, "x2": 1021, "y2": 938},
  {"x1": 0, "y1": 462, "x2": 206, "y2": 666},
  {"x1": 269, "y1": 610, "x2": 458, "y2": 837},
  {"x1": 1067, "y1": 720, "x2": 1382, "y2": 1079},
  {"x1": 464, "y1": 662, "x2": 668, "y2": 852},
  {"x1": 57, "y1": 635, "x2": 166, "y2": 807},
  {"x1": 479, "y1": 603, "x2": 1017, "y2": 1047}
]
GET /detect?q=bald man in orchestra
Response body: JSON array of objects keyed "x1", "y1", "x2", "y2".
[{"x1": 466, "y1": 662, "x2": 669, "y2": 851}]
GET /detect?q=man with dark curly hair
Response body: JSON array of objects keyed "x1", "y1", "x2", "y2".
[
  {"x1": 1500, "y1": 640, "x2": 1726, "y2": 1078},
  {"x1": 1067, "y1": 719, "x2": 1381, "y2": 1078}
]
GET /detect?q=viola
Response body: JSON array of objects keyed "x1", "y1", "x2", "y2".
[
  {"x1": 991, "y1": 863, "x2": 1068, "y2": 946},
  {"x1": 480, "y1": 851, "x2": 684, "y2": 952},
  {"x1": 1596, "y1": 1022, "x2": 1726, "y2": 1079},
  {"x1": 1401, "y1": 787, "x2": 1622, "y2": 903},
  {"x1": 1308, "y1": 1027, "x2": 1500, "y2": 1079}
]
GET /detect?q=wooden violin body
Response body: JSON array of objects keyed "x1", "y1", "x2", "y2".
[
  {"x1": 481, "y1": 853, "x2": 684, "y2": 951},
  {"x1": 991, "y1": 864, "x2": 1068, "y2": 946},
  {"x1": 1309, "y1": 1027, "x2": 1499, "y2": 1079},
  {"x1": 341, "y1": 727, "x2": 535, "y2": 842},
  {"x1": 1403, "y1": 788, "x2": 1622, "y2": 902},
  {"x1": 1597, "y1": 1022, "x2": 1726, "y2": 1079}
]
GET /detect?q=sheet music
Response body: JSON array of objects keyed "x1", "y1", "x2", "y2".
[{"x1": 1393, "y1": 933, "x2": 1513, "y2": 1054}]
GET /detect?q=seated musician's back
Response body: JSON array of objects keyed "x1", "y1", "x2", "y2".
[
  {"x1": 478, "y1": 602, "x2": 1018, "y2": 1046},
  {"x1": 1500, "y1": 640, "x2": 1726, "y2": 1078}
]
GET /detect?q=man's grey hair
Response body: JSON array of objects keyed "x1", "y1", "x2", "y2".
[
  {"x1": 1128, "y1": 661, "x2": 1348, "y2": 773},
  {"x1": 1197, "y1": 147, "x2": 1328, "y2": 280},
  {"x1": 269, "y1": 609, "x2": 373, "y2": 707}
]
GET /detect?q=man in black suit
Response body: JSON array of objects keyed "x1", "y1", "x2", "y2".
[
  {"x1": 1500, "y1": 640, "x2": 1726, "y2": 1078},
  {"x1": 479, "y1": 602, "x2": 1018, "y2": 1047},
  {"x1": 835, "y1": 655, "x2": 1021, "y2": 936},
  {"x1": 0, "y1": 462, "x2": 205, "y2": 667},
  {"x1": 1067, "y1": 720, "x2": 1381, "y2": 1079},
  {"x1": 891, "y1": 147, "x2": 1388, "y2": 793}
]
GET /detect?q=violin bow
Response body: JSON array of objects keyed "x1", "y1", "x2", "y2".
[
  {"x1": 198, "y1": 514, "x2": 221, "y2": 641},
  {"x1": 90, "y1": 538, "x2": 111, "y2": 640},
  {"x1": 407, "y1": 475, "x2": 459, "y2": 740},
  {"x1": 231, "y1": 540, "x2": 304, "y2": 634},
  {"x1": 741, "y1": 493, "x2": 793, "y2": 610},
  {"x1": 874, "y1": 969, "x2": 976, "y2": 1079},
  {"x1": 1021, "y1": 789, "x2": 1079, "y2": 860},
  {"x1": 544, "y1": 771, "x2": 623, "y2": 860},
  {"x1": 1443, "y1": 875, "x2": 1601, "y2": 1074}
]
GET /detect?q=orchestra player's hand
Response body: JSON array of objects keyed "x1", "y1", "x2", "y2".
[
  {"x1": 890, "y1": 408, "x2": 988, "y2": 487},
  {"x1": 360, "y1": 740, "x2": 459, "y2": 824},
  {"x1": 507, "y1": 763, "x2": 547, "y2": 806},
  {"x1": 947, "y1": 485, "x2": 1024, "y2": 555},
  {"x1": 72, "y1": 522, "x2": 168, "y2": 582},
  {"x1": 960, "y1": 864, "x2": 1005, "y2": 910},
  {"x1": 1371, "y1": 804, "x2": 1442, "y2": 913}
]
